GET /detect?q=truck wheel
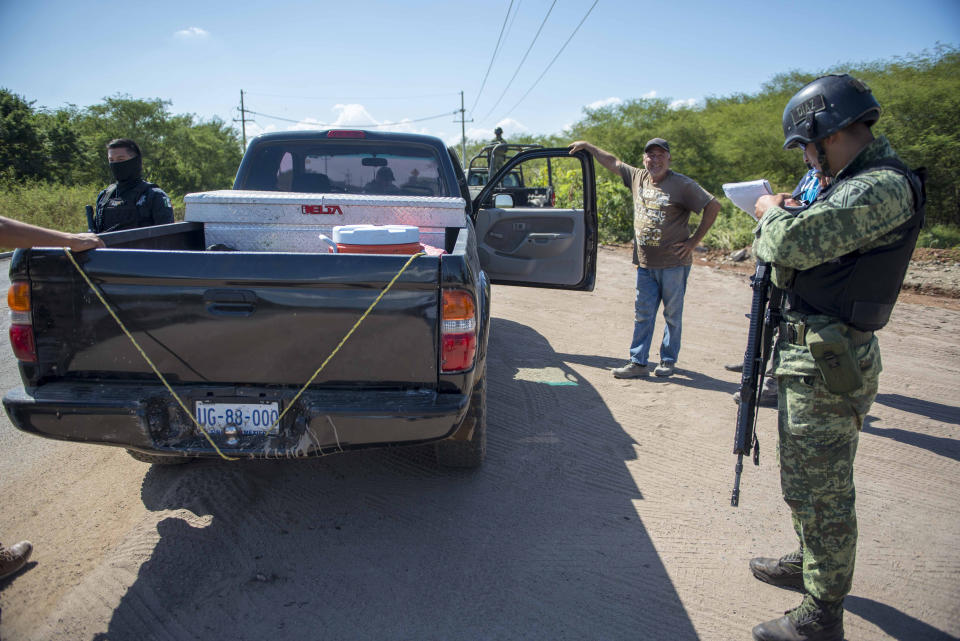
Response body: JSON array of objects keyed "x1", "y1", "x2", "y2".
[
  {"x1": 435, "y1": 378, "x2": 486, "y2": 468},
  {"x1": 125, "y1": 449, "x2": 192, "y2": 465}
]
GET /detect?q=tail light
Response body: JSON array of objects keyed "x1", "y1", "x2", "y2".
[
  {"x1": 551, "y1": 190, "x2": 556, "y2": 207},
  {"x1": 441, "y1": 289, "x2": 477, "y2": 373},
  {"x1": 327, "y1": 130, "x2": 365, "y2": 138},
  {"x1": 8, "y1": 280, "x2": 36, "y2": 362}
]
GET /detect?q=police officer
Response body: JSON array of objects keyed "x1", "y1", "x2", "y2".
[
  {"x1": 749, "y1": 74, "x2": 924, "y2": 641},
  {"x1": 93, "y1": 139, "x2": 174, "y2": 233}
]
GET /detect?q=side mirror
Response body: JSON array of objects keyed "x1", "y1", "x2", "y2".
[{"x1": 493, "y1": 193, "x2": 514, "y2": 209}]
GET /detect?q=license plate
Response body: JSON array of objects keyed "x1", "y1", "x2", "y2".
[{"x1": 194, "y1": 401, "x2": 281, "y2": 435}]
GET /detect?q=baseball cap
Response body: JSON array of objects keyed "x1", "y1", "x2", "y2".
[{"x1": 644, "y1": 138, "x2": 670, "y2": 153}]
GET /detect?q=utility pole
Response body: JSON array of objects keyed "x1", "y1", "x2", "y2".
[
  {"x1": 233, "y1": 89, "x2": 252, "y2": 149},
  {"x1": 454, "y1": 90, "x2": 472, "y2": 165}
]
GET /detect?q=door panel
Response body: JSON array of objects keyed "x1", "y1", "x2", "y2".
[
  {"x1": 472, "y1": 148, "x2": 597, "y2": 291},
  {"x1": 475, "y1": 209, "x2": 585, "y2": 284}
]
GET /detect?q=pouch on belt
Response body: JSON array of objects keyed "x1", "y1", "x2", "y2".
[{"x1": 805, "y1": 323, "x2": 863, "y2": 394}]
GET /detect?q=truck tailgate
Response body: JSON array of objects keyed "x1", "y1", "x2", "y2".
[{"x1": 26, "y1": 249, "x2": 442, "y2": 388}]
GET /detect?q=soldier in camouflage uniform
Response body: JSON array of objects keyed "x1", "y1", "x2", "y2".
[{"x1": 748, "y1": 75, "x2": 924, "y2": 641}]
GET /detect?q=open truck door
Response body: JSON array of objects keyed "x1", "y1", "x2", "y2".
[{"x1": 471, "y1": 148, "x2": 597, "y2": 291}]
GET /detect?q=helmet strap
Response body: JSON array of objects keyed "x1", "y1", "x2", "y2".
[{"x1": 815, "y1": 141, "x2": 832, "y2": 178}]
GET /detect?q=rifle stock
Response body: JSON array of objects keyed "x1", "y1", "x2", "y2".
[{"x1": 731, "y1": 261, "x2": 782, "y2": 507}]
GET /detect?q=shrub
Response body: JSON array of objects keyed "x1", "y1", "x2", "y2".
[
  {"x1": 917, "y1": 223, "x2": 960, "y2": 249},
  {"x1": 0, "y1": 181, "x2": 186, "y2": 250}
]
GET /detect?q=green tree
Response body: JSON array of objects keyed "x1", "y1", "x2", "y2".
[
  {"x1": 0, "y1": 89, "x2": 47, "y2": 183},
  {"x1": 71, "y1": 95, "x2": 242, "y2": 194}
]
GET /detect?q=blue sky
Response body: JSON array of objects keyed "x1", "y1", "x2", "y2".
[{"x1": 1, "y1": 0, "x2": 958, "y2": 148}]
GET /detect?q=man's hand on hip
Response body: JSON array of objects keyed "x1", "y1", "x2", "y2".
[{"x1": 672, "y1": 238, "x2": 698, "y2": 261}]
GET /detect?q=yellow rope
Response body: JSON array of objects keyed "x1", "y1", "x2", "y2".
[
  {"x1": 63, "y1": 248, "x2": 236, "y2": 460},
  {"x1": 64, "y1": 248, "x2": 425, "y2": 461},
  {"x1": 266, "y1": 251, "x2": 425, "y2": 431}
]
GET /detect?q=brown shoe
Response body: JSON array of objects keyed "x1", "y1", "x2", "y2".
[
  {"x1": 0, "y1": 540, "x2": 33, "y2": 580},
  {"x1": 612, "y1": 362, "x2": 649, "y2": 379},
  {"x1": 752, "y1": 595, "x2": 844, "y2": 641},
  {"x1": 750, "y1": 550, "x2": 804, "y2": 590}
]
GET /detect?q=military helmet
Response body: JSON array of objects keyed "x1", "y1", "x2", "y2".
[{"x1": 781, "y1": 74, "x2": 881, "y2": 150}]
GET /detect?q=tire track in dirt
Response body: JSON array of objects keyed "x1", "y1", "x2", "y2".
[{"x1": 3, "y1": 249, "x2": 958, "y2": 641}]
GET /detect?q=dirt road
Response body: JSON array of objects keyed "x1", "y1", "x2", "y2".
[{"x1": 1, "y1": 247, "x2": 958, "y2": 641}]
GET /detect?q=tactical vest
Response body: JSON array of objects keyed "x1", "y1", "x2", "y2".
[
  {"x1": 788, "y1": 158, "x2": 926, "y2": 331},
  {"x1": 95, "y1": 181, "x2": 157, "y2": 233}
]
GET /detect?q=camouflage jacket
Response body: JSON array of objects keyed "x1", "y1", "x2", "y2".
[{"x1": 753, "y1": 136, "x2": 915, "y2": 289}]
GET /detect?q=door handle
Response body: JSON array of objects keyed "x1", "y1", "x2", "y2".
[
  {"x1": 525, "y1": 233, "x2": 568, "y2": 244},
  {"x1": 204, "y1": 289, "x2": 257, "y2": 316}
]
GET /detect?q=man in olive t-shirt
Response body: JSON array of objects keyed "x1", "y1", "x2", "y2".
[{"x1": 569, "y1": 138, "x2": 720, "y2": 378}]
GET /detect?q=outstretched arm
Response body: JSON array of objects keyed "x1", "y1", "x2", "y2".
[
  {"x1": 0, "y1": 216, "x2": 104, "y2": 251},
  {"x1": 568, "y1": 141, "x2": 622, "y2": 176}
]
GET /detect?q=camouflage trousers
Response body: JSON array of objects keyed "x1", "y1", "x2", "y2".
[{"x1": 774, "y1": 315, "x2": 882, "y2": 602}]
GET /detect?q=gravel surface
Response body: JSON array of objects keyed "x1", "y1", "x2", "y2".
[{"x1": 1, "y1": 249, "x2": 957, "y2": 641}]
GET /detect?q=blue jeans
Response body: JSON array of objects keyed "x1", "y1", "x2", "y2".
[{"x1": 628, "y1": 265, "x2": 691, "y2": 366}]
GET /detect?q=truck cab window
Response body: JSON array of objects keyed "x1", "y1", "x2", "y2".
[{"x1": 244, "y1": 141, "x2": 453, "y2": 197}]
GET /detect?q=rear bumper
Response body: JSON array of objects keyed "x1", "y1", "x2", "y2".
[{"x1": 3, "y1": 383, "x2": 470, "y2": 459}]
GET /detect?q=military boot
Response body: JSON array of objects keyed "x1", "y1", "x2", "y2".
[
  {"x1": 752, "y1": 595, "x2": 844, "y2": 641},
  {"x1": 0, "y1": 540, "x2": 33, "y2": 580},
  {"x1": 750, "y1": 549, "x2": 804, "y2": 590}
]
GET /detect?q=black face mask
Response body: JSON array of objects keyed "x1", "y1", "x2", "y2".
[{"x1": 109, "y1": 156, "x2": 142, "y2": 183}]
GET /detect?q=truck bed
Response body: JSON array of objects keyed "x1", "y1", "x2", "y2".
[{"x1": 16, "y1": 222, "x2": 463, "y2": 388}]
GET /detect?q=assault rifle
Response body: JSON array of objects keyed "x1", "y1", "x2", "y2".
[{"x1": 730, "y1": 261, "x2": 783, "y2": 507}]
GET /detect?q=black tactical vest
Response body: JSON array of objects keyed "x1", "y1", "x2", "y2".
[
  {"x1": 788, "y1": 159, "x2": 926, "y2": 331},
  {"x1": 95, "y1": 181, "x2": 157, "y2": 233}
]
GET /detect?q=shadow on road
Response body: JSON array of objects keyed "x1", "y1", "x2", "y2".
[
  {"x1": 845, "y1": 595, "x2": 958, "y2": 641},
  {"x1": 875, "y1": 393, "x2": 960, "y2": 426},
  {"x1": 556, "y1": 352, "x2": 740, "y2": 395},
  {"x1": 864, "y1": 393, "x2": 960, "y2": 461},
  {"x1": 94, "y1": 317, "x2": 699, "y2": 641}
]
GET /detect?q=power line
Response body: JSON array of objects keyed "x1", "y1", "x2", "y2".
[
  {"x1": 499, "y1": 0, "x2": 599, "y2": 122},
  {"x1": 245, "y1": 109, "x2": 458, "y2": 128},
  {"x1": 243, "y1": 90, "x2": 460, "y2": 101},
  {"x1": 469, "y1": 0, "x2": 515, "y2": 114},
  {"x1": 503, "y1": 0, "x2": 523, "y2": 52},
  {"x1": 478, "y1": 0, "x2": 557, "y2": 124}
]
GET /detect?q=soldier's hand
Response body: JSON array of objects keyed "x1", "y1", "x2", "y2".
[
  {"x1": 755, "y1": 193, "x2": 788, "y2": 220},
  {"x1": 568, "y1": 141, "x2": 591, "y2": 155}
]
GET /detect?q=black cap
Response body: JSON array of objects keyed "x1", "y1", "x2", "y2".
[{"x1": 644, "y1": 138, "x2": 670, "y2": 153}]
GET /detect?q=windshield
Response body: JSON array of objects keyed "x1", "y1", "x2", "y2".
[
  {"x1": 467, "y1": 171, "x2": 521, "y2": 187},
  {"x1": 243, "y1": 141, "x2": 451, "y2": 197}
]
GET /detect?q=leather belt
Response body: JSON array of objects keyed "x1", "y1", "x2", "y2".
[{"x1": 780, "y1": 321, "x2": 874, "y2": 347}]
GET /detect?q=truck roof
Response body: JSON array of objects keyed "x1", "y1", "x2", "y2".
[{"x1": 250, "y1": 129, "x2": 450, "y2": 149}]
